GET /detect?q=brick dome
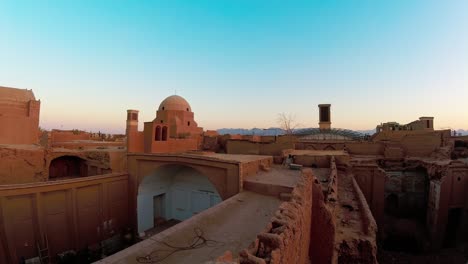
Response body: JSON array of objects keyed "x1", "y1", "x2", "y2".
[{"x1": 158, "y1": 95, "x2": 192, "y2": 112}]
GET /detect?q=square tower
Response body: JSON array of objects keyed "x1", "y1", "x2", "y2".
[{"x1": 318, "y1": 104, "x2": 331, "y2": 130}]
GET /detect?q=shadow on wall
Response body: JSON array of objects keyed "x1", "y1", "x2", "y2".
[
  {"x1": 137, "y1": 164, "x2": 222, "y2": 234},
  {"x1": 383, "y1": 167, "x2": 430, "y2": 253}
]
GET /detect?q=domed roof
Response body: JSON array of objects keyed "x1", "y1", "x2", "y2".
[{"x1": 158, "y1": 95, "x2": 192, "y2": 112}]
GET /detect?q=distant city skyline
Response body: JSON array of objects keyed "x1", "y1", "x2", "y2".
[{"x1": 1, "y1": 1, "x2": 467, "y2": 134}]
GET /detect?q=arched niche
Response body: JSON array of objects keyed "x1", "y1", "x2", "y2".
[{"x1": 136, "y1": 164, "x2": 222, "y2": 234}]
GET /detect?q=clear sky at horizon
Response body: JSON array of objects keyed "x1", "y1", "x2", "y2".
[{"x1": 1, "y1": 1, "x2": 467, "y2": 134}]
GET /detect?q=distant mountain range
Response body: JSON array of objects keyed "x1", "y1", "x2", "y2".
[
  {"x1": 217, "y1": 127, "x2": 373, "y2": 136},
  {"x1": 217, "y1": 128, "x2": 285, "y2": 136},
  {"x1": 216, "y1": 128, "x2": 468, "y2": 136},
  {"x1": 356, "y1": 130, "x2": 376, "y2": 135}
]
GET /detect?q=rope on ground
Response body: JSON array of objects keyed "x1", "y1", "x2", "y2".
[{"x1": 136, "y1": 227, "x2": 225, "y2": 263}]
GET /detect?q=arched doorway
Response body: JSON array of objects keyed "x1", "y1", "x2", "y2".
[
  {"x1": 49, "y1": 156, "x2": 87, "y2": 179},
  {"x1": 137, "y1": 164, "x2": 222, "y2": 234}
]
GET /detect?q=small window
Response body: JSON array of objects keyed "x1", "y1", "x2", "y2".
[
  {"x1": 188, "y1": 121, "x2": 190, "y2": 126},
  {"x1": 162, "y1": 107, "x2": 165, "y2": 110},
  {"x1": 426, "y1": 120, "x2": 430, "y2": 128},
  {"x1": 186, "y1": 108, "x2": 189, "y2": 111},
  {"x1": 160, "y1": 120, "x2": 163, "y2": 123}
]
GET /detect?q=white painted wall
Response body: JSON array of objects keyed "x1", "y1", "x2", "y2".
[
  {"x1": 137, "y1": 165, "x2": 221, "y2": 233},
  {"x1": 137, "y1": 172, "x2": 172, "y2": 233}
]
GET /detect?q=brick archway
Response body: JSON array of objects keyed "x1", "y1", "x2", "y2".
[
  {"x1": 138, "y1": 163, "x2": 226, "y2": 199},
  {"x1": 47, "y1": 154, "x2": 88, "y2": 179},
  {"x1": 136, "y1": 163, "x2": 225, "y2": 233}
]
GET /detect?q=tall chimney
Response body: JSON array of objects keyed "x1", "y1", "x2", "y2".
[{"x1": 126, "y1": 109, "x2": 139, "y2": 152}]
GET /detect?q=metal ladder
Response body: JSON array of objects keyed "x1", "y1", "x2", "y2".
[{"x1": 36, "y1": 234, "x2": 50, "y2": 264}]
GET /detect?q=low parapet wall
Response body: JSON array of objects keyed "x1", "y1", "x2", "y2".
[
  {"x1": 351, "y1": 175, "x2": 377, "y2": 237},
  {"x1": 225, "y1": 136, "x2": 295, "y2": 156}
]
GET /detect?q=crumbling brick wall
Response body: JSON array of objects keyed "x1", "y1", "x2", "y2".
[
  {"x1": 239, "y1": 169, "x2": 313, "y2": 264},
  {"x1": 310, "y1": 174, "x2": 336, "y2": 264},
  {"x1": 0, "y1": 146, "x2": 46, "y2": 184}
]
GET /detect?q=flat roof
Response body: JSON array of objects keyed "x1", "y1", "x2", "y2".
[
  {"x1": 244, "y1": 165, "x2": 302, "y2": 188},
  {"x1": 0, "y1": 86, "x2": 35, "y2": 102},
  {"x1": 185, "y1": 152, "x2": 272, "y2": 163},
  {"x1": 98, "y1": 191, "x2": 281, "y2": 264},
  {"x1": 0, "y1": 144, "x2": 43, "y2": 150}
]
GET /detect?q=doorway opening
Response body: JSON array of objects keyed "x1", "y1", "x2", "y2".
[
  {"x1": 153, "y1": 193, "x2": 166, "y2": 226},
  {"x1": 443, "y1": 208, "x2": 463, "y2": 248}
]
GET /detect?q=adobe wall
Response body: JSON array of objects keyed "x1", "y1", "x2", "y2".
[
  {"x1": 50, "y1": 141, "x2": 125, "y2": 150},
  {"x1": 310, "y1": 170, "x2": 336, "y2": 264},
  {"x1": 0, "y1": 146, "x2": 45, "y2": 184},
  {"x1": 352, "y1": 165, "x2": 386, "y2": 227},
  {"x1": 126, "y1": 124, "x2": 145, "y2": 153},
  {"x1": 0, "y1": 145, "x2": 124, "y2": 184},
  {"x1": 50, "y1": 130, "x2": 91, "y2": 143},
  {"x1": 427, "y1": 165, "x2": 468, "y2": 249},
  {"x1": 153, "y1": 108, "x2": 203, "y2": 139},
  {"x1": 204, "y1": 130, "x2": 219, "y2": 137},
  {"x1": 0, "y1": 173, "x2": 130, "y2": 263},
  {"x1": 133, "y1": 132, "x2": 145, "y2": 152},
  {"x1": 400, "y1": 133, "x2": 441, "y2": 157},
  {"x1": 45, "y1": 150, "x2": 126, "y2": 180},
  {"x1": 239, "y1": 158, "x2": 273, "y2": 181},
  {"x1": 202, "y1": 135, "x2": 219, "y2": 152},
  {"x1": 346, "y1": 142, "x2": 384, "y2": 156},
  {"x1": 351, "y1": 158, "x2": 468, "y2": 250},
  {"x1": 294, "y1": 155, "x2": 331, "y2": 168},
  {"x1": 127, "y1": 154, "x2": 243, "y2": 229},
  {"x1": 241, "y1": 135, "x2": 261, "y2": 142},
  {"x1": 260, "y1": 138, "x2": 295, "y2": 156},
  {"x1": 225, "y1": 136, "x2": 294, "y2": 156},
  {"x1": 109, "y1": 151, "x2": 127, "y2": 173},
  {"x1": 260, "y1": 136, "x2": 276, "y2": 143},
  {"x1": 239, "y1": 169, "x2": 313, "y2": 264},
  {"x1": 371, "y1": 130, "x2": 450, "y2": 157},
  {"x1": 0, "y1": 100, "x2": 40, "y2": 145},
  {"x1": 150, "y1": 139, "x2": 199, "y2": 153},
  {"x1": 352, "y1": 174, "x2": 378, "y2": 239},
  {"x1": 226, "y1": 140, "x2": 260, "y2": 155},
  {"x1": 298, "y1": 137, "x2": 446, "y2": 158}
]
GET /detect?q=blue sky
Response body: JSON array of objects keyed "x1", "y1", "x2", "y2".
[{"x1": 0, "y1": 1, "x2": 467, "y2": 133}]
